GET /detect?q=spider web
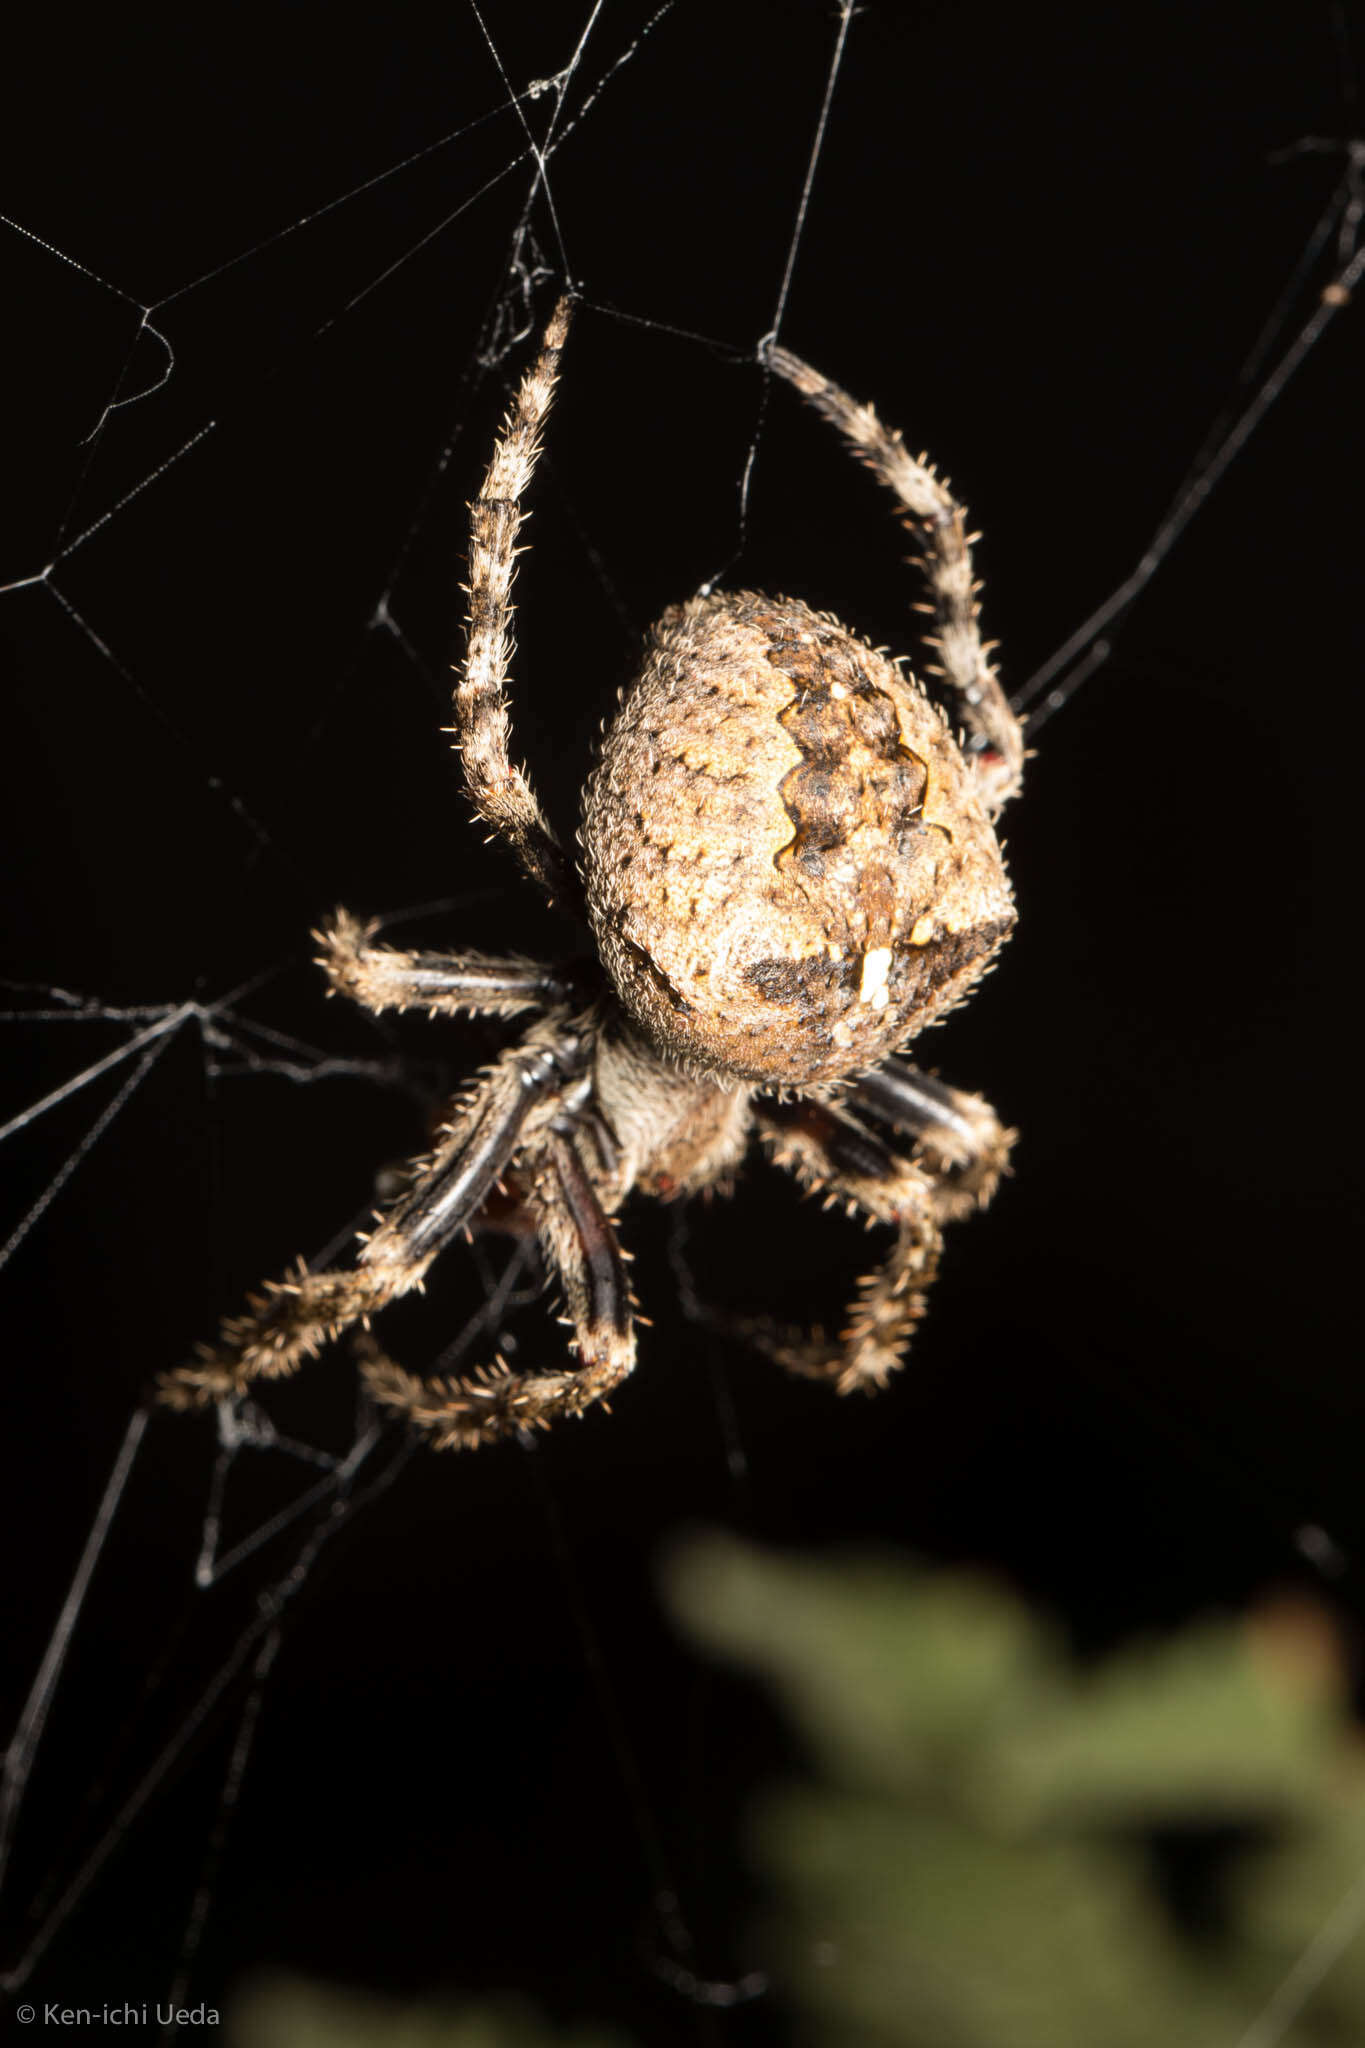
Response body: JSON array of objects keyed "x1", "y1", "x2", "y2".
[{"x1": 3, "y1": 2, "x2": 1364, "y2": 2038}]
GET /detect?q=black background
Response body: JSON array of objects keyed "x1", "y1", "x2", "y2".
[{"x1": 2, "y1": 2, "x2": 1363, "y2": 2037}]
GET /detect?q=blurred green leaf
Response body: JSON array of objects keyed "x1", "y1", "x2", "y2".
[
  {"x1": 230, "y1": 1548, "x2": 1365, "y2": 2048},
  {"x1": 662, "y1": 1534, "x2": 1365, "y2": 2048}
]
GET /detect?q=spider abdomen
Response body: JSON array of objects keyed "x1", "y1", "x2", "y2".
[{"x1": 582, "y1": 591, "x2": 1015, "y2": 1087}]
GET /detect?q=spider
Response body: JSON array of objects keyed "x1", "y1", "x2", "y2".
[{"x1": 160, "y1": 297, "x2": 1023, "y2": 1450}]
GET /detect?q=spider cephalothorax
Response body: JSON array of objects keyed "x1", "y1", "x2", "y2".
[{"x1": 161, "y1": 298, "x2": 1022, "y2": 1449}]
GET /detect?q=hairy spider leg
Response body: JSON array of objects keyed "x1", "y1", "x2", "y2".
[
  {"x1": 316, "y1": 906, "x2": 574, "y2": 1022},
  {"x1": 697, "y1": 1097, "x2": 943, "y2": 1396},
  {"x1": 453, "y1": 295, "x2": 582, "y2": 910},
  {"x1": 850, "y1": 1057, "x2": 1015, "y2": 1223},
  {"x1": 766, "y1": 344, "x2": 1024, "y2": 815},
  {"x1": 357, "y1": 1125, "x2": 638, "y2": 1450},
  {"x1": 159, "y1": 1024, "x2": 591, "y2": 1407}
]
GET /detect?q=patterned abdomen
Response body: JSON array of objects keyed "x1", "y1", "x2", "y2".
[{"x1": 582, "y1": 591, "x2": 1015, "y2": 1086}]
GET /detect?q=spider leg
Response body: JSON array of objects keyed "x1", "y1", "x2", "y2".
[
  {"x1": 848, "y1": 1057, "x2": 1015, "y2": 1223},
  {"x1": 453, "y1": 295, "x2": 582, "y2": 911},
  {"x1": 158, "y1": 1020, "x2": 591, "y2": 1408},
  {"x1": 317, "y1": 907, "x2": 574, "y2": 1021},
  {"x1": 740, "y1": 1098, "x2": 944, "y2": 1396},
  {"x1": 357, "y1": 1127, "x2": 637, "y2": 1450},
  {"x1": 766, "y1": 343, "x2": 1024, "y2": 815}
]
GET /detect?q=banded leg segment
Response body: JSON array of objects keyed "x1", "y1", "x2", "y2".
[
  {"x1": 849, "y1": 1058, "x2": 1014, "y2": 1223},
  {"x1": 317, "y1": 907, "x2": 573, "y2": 1022},
  {"x1": 359, "y1": 1127, "x2": 638, "y2": 1450},
  {"x1": 158, "y1": 1023, "x2": 589, "y2": 1408},
  {"x1": 745, "y1": 1098, "x2": 943, "y2": 1396},
  {"x1": 767, "y1": 343, "x2": 1024, "y2": 814},
  {"x1": 454, "y1": 295, "x2": 580, "y2": 908}
]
